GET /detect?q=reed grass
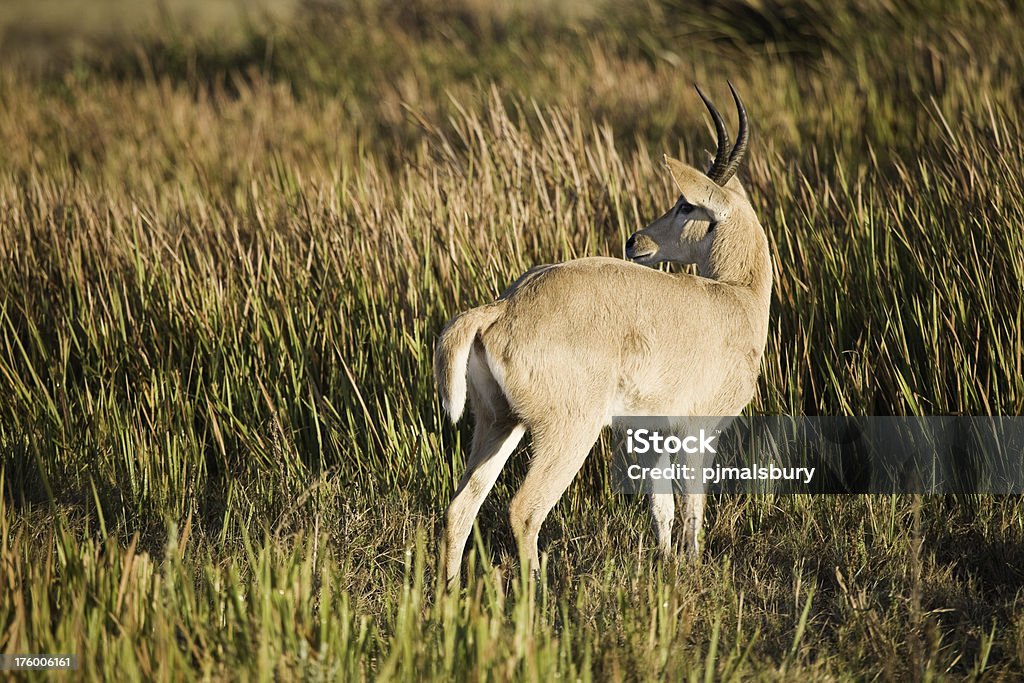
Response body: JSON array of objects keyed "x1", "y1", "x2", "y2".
[{"x1": 2, "y1": 0, "x2": 1023, "y2": 678}]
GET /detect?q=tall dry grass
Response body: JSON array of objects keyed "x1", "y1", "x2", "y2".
[{"x1": 1, "y1": 0, "x2": 1023, "y2": 678}]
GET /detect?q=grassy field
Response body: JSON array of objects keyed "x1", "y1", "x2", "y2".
[{"x1": 2, "y1": 0, "x2": 1024, "y2": 678}]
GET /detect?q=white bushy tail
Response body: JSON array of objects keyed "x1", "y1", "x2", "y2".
[{"x1": 433, "y1": 303, "x2": 503, "y2": 422}]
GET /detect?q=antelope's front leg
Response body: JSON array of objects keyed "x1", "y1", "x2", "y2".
[
  {"x1": 649, "y1": 492, "x2": 675, "y2": 556},
  {"x1": 681, "y1": 447, "x2": 709, "y2": 557},
  {"x1": 681, "y1": 492, "x2": 706, "y2": 557}
]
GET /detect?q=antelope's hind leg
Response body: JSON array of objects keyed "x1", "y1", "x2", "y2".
[
  {"x1": 442, "y1": 353, "x2": 525, "y2": 590},
  {"x1": 508, "y1": 420, "x2": 603, "y2": 577}
]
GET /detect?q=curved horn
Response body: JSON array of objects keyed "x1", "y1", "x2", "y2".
[
  {"x1": 715, "y1": 82, "x2": 749, "y2": 186},
  {"x1": 694, "y1": 84, "x2": 731, "y2": 183}
]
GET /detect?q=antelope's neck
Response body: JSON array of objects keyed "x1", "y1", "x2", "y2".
[{"x1": 700, "y1": 223, "x2": 773, "y2": 342}]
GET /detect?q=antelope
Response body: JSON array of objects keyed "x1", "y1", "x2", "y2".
[{"x1": 435, "y1": 84, "x2": 771, "y2": 588}]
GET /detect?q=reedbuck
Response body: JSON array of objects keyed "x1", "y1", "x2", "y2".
[{"x1": 435, "y1": 84, "x2": 771, "y2": 587}]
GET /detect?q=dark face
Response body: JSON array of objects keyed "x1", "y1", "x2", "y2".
[{"x1": 625, "y1": 196, "x2": 715, "y2": 266}]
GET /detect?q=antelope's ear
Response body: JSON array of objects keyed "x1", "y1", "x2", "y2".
[
  {"x1": 664, "y1": 155, "x2": 731, "y2": 218},
  {"x1": 724, "y1": 174, "x2": 748, "y2": 201}
]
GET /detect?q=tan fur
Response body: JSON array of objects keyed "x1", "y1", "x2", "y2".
[
  {"x1": 436, "y1": 141, "x2": 772, "y2": 589},
  {"x1": 434, "y1": 303, "x2": 505, "y2": 422}
]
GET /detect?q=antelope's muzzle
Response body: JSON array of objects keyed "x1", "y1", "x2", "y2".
[{"x1": 625, "y1": 233, "x2": 658, "y2": 262}]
